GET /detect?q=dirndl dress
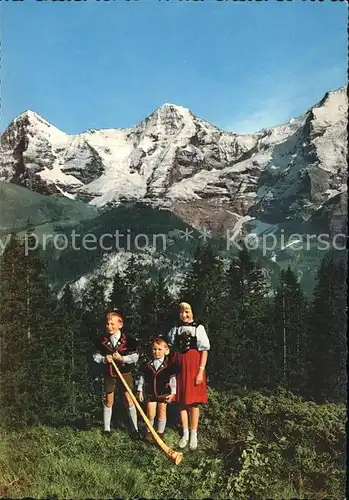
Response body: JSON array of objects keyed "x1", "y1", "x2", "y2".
[{"x1": 168, "y1": 322, "x2": 210, "y2": 406}]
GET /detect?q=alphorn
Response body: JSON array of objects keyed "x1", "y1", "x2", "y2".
[{"x1": 110, "y1": 359, "x2": 183, "y2": 465}]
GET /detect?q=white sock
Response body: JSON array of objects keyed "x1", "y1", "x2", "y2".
[
  {"x1": 190, "y1": 429, "x2": 198, "y2": 448},
  {"x1": 157, "y1": 418, "x2": 166, "y2": 434},
  {"x1": 128, "y1": 405, "x2": 138, "y2": 431},
  {"x1": 179, "y1": 427, "x2": 189, "y2": 448},
  {"x1": 146, "y1": 418, "x2": 154, "y2": 433},
  {"x1": 103, "y1": 404, "x2": 112, "y2": 432}
]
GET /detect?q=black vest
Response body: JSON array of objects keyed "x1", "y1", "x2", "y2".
[
  {"x1": 173, "y1": 322, "x2": 199, "y2": 353},
  {"x1": 96, "y1": 333, "x2": 138, "y2": 377},
  {"x1": 140, "y1": 356, "x2": 179, "y2": 400}
]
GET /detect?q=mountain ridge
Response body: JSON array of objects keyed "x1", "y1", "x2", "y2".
[
  {"x1": 0, "y1": 87, "x2": 347, "y2": 239},
  {"x1": 6, "y1": 86, "x2": 344, "y2": 136}
]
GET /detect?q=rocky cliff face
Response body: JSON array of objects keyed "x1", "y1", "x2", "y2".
[{"x1": 1, "y1": 87, "x2": 347, "y2": 237}]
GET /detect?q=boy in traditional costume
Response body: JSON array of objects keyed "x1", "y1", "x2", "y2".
[
  {"x1": 167, "y1": 302, "x2": 210, "y2": 450},
  {"x1": 137, "y1": 336, "x2": 178, "y2": 442},
  {"x1": 93, "y1": 311, "x2": 139, "y2": 436}
]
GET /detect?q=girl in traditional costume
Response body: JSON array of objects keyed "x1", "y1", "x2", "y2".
[{"x1": 167, "y1": 302, "x2": 210, "y2": 450}]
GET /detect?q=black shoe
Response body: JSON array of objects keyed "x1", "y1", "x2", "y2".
[
  {"x1": 130, "y1": 429, "x2": 141, "y2": 441},
  {"x1": 103, "y1": 430, "x2": 112, "y2": 438}
]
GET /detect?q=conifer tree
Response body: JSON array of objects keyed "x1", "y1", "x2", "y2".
[
  {"x1": 0, "y1": 234, "x2": 29, "y2": 424},
  {"x1": 181, "y1": 244, "x2": 225, "y2": 329},
  {"x1": 22, "y1": 228, "x2": 57, "y2": 424},
  {"x1": 138, "y1": 275, "x2": 173, "y2": 345},
  {"x1": 80, "y1": 271, "x2": 109, "y2": 419},
  {"x1": 0, "y1": 228, "x2": 57, "y2": 425},
  {"x1": 225, "y1": 247, "x2": 272, "y2": 390},
  {"x1": 306, "y1": 257, "x2": 347, "y2": 402},
  {"x1": 272, "y1": 267, "x2": 308, "y2": 394},
  {"x1": 153, "y1": 274, "x2": 173, "y2": 334},
  {"x1": 52, "y1": 285, "x2": 85, "y2": 424},
  {"x1": 108, "y1": 270, "x2": 129, "y2": 316},
  {"x1": 81, "y1": 271, "x2": 108, "y2": 339},
  {"x1": 120, "y1": 255, "x2": 147, "y2": 336}
]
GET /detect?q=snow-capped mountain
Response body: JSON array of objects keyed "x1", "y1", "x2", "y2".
[
  {"x1": 0, "y1": 86, "x2": 347, "y2": 297},
  {"x1": 0, "y1": 104, "x2": 258, "y2": 205},
  {"x1": 1, "y1": 87, "x2": 347, "y2": 238}
]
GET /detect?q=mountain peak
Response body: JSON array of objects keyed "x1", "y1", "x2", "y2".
[
  {"x1": 10, "y1": 109, "x2": 66, "y2": 137},
  {"x1": 135, "y1": 102, "x2": 196, "y2": 135},
  {"x1": 156, "y1": 102, "x2": 193, "y2": 120},
  {"x1": 18, "y1": 109, "x2": 42, "y2": 120},
  {"x1": 14, "y1": 109, "x2": 48, "y2": 126},
  {"x1": 160, "y1": 102, "x2": 188, "y2": 111}
]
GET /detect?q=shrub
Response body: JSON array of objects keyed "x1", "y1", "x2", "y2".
[{"x1": 200, "y1": 388, "x2": 346, "y2": 498}]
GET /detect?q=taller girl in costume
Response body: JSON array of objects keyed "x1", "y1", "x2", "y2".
[{"x1": 167, "y1": 302, "x2": 210, "y2": 450}]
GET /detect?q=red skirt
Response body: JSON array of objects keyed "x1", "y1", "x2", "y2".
[{"x1": 172, "y1": 349, "x2": 208, "y2": 406}]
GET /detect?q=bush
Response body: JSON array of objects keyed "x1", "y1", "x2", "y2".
[{"x1": 200, "y1": 388, "x2": 346, "y2": 498}]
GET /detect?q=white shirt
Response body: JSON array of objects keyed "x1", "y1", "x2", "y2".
[
  {"x1": 167, "y1": 323, "x2": 210, "y2": 351},
  {"x1": 152, "y1": 357, "x2": 165, "y2": 371},
  {"x1": 110, "y1": 332, "x2": 121, "y2": 347}
]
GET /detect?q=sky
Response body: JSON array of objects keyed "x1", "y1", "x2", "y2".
[{"x1": 0, "y1": 0, "x2": 347, "y2": 135}]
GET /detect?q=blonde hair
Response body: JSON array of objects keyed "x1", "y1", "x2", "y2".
[
  {"x1": 179, "y1": 302, "x2": 192, "y2": 312},
  {"x1": 106, "y1": 311, "x2": 124, "y2": 322}
]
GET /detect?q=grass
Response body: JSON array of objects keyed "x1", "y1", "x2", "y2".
[
  {"x1": 0, "y1": 425, "x2": 213, "y2": 498},
  {"x1": 0, "y1": 424, "x2": 337, "y2": 500},
  {"x1": 0, "y1": 390, "x2": 345, "y2": 499}
]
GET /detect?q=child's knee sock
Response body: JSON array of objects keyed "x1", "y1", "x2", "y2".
[
  {"x1": 190, "y1": 429, "x2": 198, "y2": 449},
  {"x1": 103, "y1": 404, "x2": 112, "y2": 432},
  {"x1": 178, "y1": 427, "x2": 189, "y2": 448},
  {"x1": 128, "y1": 405, "x2": 138, "y2": 431},
  {"x1": 157, "y1": 418, "x2": 166, "y2": 434}
]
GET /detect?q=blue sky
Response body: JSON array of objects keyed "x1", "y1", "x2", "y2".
[{"x1": 1, "y1": 0, "x2": 347, "y2": 134}]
